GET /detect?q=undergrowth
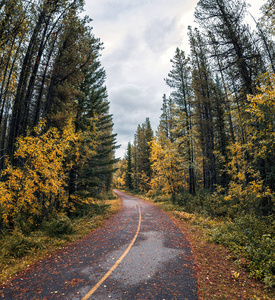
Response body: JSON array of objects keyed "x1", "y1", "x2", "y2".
[
  {"x1": 209, "y1": 215, "x2": 275, "y2": 288},
  {"x1": 134, "y1": 189, "x2": 275, "y2": 289},
  {"x1": 0, "y1": 191, "x2": 120, "y2": 284}
]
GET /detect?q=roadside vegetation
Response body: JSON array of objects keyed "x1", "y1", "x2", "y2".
[
  {"x1": 129, "y1": 190, "x2": 275, "y2": 299},
  {"x1": 0, "y1": 0, "x2": 119, "y2": 284},
  {"x1": 0, "y1": 191, "x2": 120, "y2": 284}
]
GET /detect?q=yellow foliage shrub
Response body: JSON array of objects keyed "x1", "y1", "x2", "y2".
[{"x1": 0, "y1": 119, "x2": 81, "y2": 228}]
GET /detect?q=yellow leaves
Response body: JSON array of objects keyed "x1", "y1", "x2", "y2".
[
  {"x1": 245, "y1": 71, "x2": 275, "y2": 161},
  {"x1": 247, "y1": 72, "x2": 275, "y2": 120},
  {"x1": 116, "y1": 175, "x2": 126, "y2": 189},
  {"x1": 225, "y1": 177, "x2": 267, "y2": 210},
  {"x1": 33, "y1": 118, "x2": 47, "y2": 135},
  {"x1": 113, "y1": 159, "x2": 127, "y2": 189},
  {"x1": 231, "y1": 270, "x2": 240, "y2": 279},
  {"x1": 227, "y1": 143, "x2": 252, "y2": 185},
  {"x1": 138, "y1": 171, "x2": 150, "y2": 192},
  {"x1": 225, "y1": 137, "x2": 274, "y2": 214},
  {"x1": 0, "y1": 119, "x2": 83, "y2": 226},
  {"x1": 149, "y1": 138, "x2": 184, "y2": 195}
]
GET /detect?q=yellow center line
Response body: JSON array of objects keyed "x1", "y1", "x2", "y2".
[{"x1": 81, "y1": 205, "x2": 142, "y2": 300}]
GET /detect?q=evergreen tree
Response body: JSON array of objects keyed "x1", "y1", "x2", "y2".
[
  {"x1": 207, "y1": 31, "x2": 235, "y2": 143},
  {"x1": 0, "y1": 0, "x2": 26, "y2": 48},
  {"x1": 189, "y1": 27, "x2": 217, "y2": 192},
  {"x1": 261, "y1": 0, "x2": 275, "y2": 34},
  {"x1": 194, "y1": 0, "x2": 260, "y2": 97},
  {"x1": 133, "y1": 118, "x2": 154, "y2": 191},
  {"x1": 212, "y1": 75, "x2": 230, "y2": 187},
  {"x1": 165, "y1": 48, "x2": 196, "y2": 194},
  {"x1": 6, "y1": 0, "x2": 85, "y2": 161},
  {"x1": 158, "y1": 94, "x2": 175, "y2": 142},
  {"x1": 125, "y1": 142, "x2": 133, "y2": 190},
  {"x1": 72, "y1": 35, "x2": 119, "y2": 196}
]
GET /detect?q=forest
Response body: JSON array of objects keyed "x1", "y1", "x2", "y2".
[
  {"x1": 115, "y1": 0, "x2": 275, "y2": 288},
  {"x1": 0, "y1": 0, "x2": 275, "y2": 291},
  {"x1": 0, "y1": 0, "x2": 118, "y2": 232}
]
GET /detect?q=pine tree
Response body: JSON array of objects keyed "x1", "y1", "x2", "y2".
[
  {"x1": 0, "y1": 1, "x2": 28, "y2": 168},
  {"x1": 189, "y1": 27, "x2": 217, "y2": 192},
  {"x1": 133, "y1": 118, "x2": 154, "y2": 191},
  {"x1": 6, "y1": 0, "x2": 85, "y2": 161},
  {"x1": 72, "y1": 39, "x2": 119, "y2": 196},
  {"x1": 125, "y1": 142, "x2": 133, "y2": 190},
  {"x1": 165, "y1": 48, "x2": 196, "y2": 194},
  {"x1": 0, "y1": 0, "x2": 25, "y2": 48},
  {"x1": 212, "y1": 75, "x2": 230, "y2": 187},
  {"x1": 1, "y1": 1, "x2": 118, "y2": 202},
  {"x1": 194, "y1": 0, "x2": 259, "y2": 97},
  {"x1": 207, "y1": 31, "x2": 235, "y2": 143},
  {"x1": 261, "y1": 0, "x2": 275, "y2": 34},
  {"x1": 158, "y1": 94, "x2": 175, "y2": 142}
]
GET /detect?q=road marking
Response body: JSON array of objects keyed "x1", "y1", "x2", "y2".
[{"x1": 81, "y1": 205, "x2": 141, "y2": 300}]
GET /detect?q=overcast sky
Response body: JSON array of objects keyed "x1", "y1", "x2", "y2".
[{"x1": 84, "y1": 0, "x2": 264, "y2": 159}]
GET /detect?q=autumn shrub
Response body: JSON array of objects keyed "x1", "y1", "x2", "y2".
[
  {"x1": 43, "y1": 215, "x2": 74, "y2": 237},
  {"x1": 174, "y1": 189, "x2": 224, "y2": 217},
  {"x1": 210, "y1": 214, "x2": 275, "y2": 287},
  {"x1": 146, "y1": 189, "x2": 162, "y2": 198},
  {"x1": 96, "y1": 190, "x2": 117, "y2": 201},
  {"x1": 153, "y1": 194, "x2": 171, "y2": 203},
  {"x1": 4, "y1": 230, "x2": 44, "y2": 258},
  {"x1": 71, "y1": 201, "x2": 110, "y2": 219},
  {"x1": 69, "y1": 191, "x2": 114, "y2": 218},
  {"x1": 171, "y1": 192, "x2": 192, "y2": 207},
  {"x1": 0, "y1": 206, "x2": 4, "y2": 233},
  {"x1": 0, "y1": 120, "x2": 81, "y2": 230},
  {"x1": 186, "y1": 190, "x2": 206, "y2": 212}
]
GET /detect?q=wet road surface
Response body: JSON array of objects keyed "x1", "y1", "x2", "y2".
[{"x1": 0, "y1": 190, "x2": 197, "y2": 299}]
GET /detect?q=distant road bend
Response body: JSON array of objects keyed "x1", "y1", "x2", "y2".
[{"x1": 0, "y1": 190, "x2": 198, "y2": 299}]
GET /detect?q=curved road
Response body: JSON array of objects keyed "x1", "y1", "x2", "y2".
[{"x1": 0, "y1": 190, "x2": 197, "y2": 299}]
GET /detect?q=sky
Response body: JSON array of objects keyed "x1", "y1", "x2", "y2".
[{"x1": 83, "y1": 0, "x2": 265, "y2": 159}]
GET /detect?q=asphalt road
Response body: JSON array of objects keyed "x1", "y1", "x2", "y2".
[{"x1": 0, "y1": 190, "x2": 197, "y2": 299}]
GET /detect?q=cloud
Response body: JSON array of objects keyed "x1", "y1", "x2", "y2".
[
  {"x1": 144, "y1": 17, "x2": 182, "y2": 53},
  {"x1": 84, "y1": 0, "x2": 199, "y2": 158}
]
